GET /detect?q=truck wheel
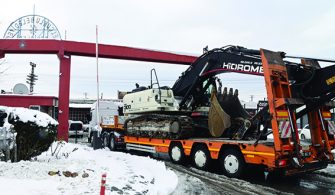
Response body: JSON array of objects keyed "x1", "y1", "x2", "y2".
[
  {"x1": 301, "y1": 134, "x2": 306, "y2": 140},
  {"x1": 219, "y1": 148, "x2": 245, "y2": 178},
  {"x1": 109, "y1": 134, "x2": 116, "y2": 151},
  {"x1": 90, "y1": 133, "x2": 94, "y2": 147},
  {"x1": 169, "y1": 142, "x2": 186, "y2": 164},
  {"x1": 102, "y1": 133, "x2": 110, "y2": 149},
  {"x1": 88, "y1": 133, "x2": 92, "y2": 143},
  {"x1": 191, "y1": 145, "x2": 212, "y2": 170}
]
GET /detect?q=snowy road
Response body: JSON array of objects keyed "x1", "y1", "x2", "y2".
[
  {"x1": 250, "y1": 168, "x2": 335, "y2": 194},
  {"x1": 167, "y1": 161, "x2": 335, "y2": 195},
  {"x1": 166, "y1": 162, "x2": 286, "y2": 195}
]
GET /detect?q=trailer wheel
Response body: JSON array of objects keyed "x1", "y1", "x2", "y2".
[
  {"x1": 191, "y1": 145, "x2": 212, "y2": 170},
  {"x1": 102, "y1": 132, "x2": 110, "y2": 149},
  {"x1": 109, "y1": 134, "x2": 116, "y2": 151},
  {"x1": 219, "y1": 148, "x2": 245, "y2": 178},
  {"x1": 169, "y1": 142, "x2": 186, "y2": 164}
]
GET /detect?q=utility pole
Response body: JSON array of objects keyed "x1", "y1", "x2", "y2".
[{"x1": 26, "y1": 62, "x2": 38, "y2": 93}]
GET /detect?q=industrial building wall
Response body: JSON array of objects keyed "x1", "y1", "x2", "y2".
[{"x1": 69, "y1": 107, "x2": 90, "y2": 123}]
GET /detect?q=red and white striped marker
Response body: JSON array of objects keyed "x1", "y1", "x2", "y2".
[
  {"x1": 279, "y1": 121, "x2": 292, "y2": 138},
  {"x1": 328, "y1": 121, "x2": 335, "y2": 135},
  {"x1": 100, "y1": 173, "x2": 107, "y2": 195}
]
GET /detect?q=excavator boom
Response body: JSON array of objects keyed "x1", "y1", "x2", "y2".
[{"x1": 172, "y1": 46, "x2": 335, "y2": 113}]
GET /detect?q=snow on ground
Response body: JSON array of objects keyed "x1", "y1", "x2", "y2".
[
  {"x1": 171, "y1": 170, "x2": 221, "y2": 195},
  {"x1": 317, "y1": 149, "x2": 335, "y2": 176},
  {"x1": 0, "y1": 142, "x2": 178, "y2": 195},
  {"x1": 318, "y1": 163, "x2": 335, "y2": 175}
]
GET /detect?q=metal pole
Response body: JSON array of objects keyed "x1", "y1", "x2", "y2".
[
  {"x1": 96, "y1": 25, "x2": 101, "y2": 136},
  {"x1": 75, "y1": 129, "x2": 78, "y2": 144}
]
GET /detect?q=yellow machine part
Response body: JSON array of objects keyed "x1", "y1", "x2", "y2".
[{"x1": 208, "y1": 90, "x2": 231, "y2": 137}]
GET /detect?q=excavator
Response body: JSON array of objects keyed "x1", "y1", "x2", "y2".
[{"x1": 123, "y1": 46, "x2": 335, "y2": 142}]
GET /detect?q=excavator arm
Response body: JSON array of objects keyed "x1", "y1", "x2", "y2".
[
  {"x1": 172, "y1": 45, "x2": 335, "y2": 112},
  {"x1": 172, "y1": 46, "x2": 264, "y2": 109}
]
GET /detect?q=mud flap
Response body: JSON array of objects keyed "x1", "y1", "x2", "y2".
[{"x1": 208, "y1": 90, "x2": 231, "y2": 137}]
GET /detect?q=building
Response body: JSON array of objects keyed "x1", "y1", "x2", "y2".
[
  {"x1": 68, "y1": 99, "x2": 123, "y2": 124},
  {"x1": 0, "y1": 94, "x2": 58, "y2": 118},
  {"x1": 69, "y1": 103, "x2": 92, "y2": 123}
]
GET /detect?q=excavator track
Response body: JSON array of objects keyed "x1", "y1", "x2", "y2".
[{"x1": 124, "y1": 114, "x2": 194, "y2": 139}]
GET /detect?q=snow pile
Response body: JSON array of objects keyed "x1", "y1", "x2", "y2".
[
  {"x1": 0, "y1": 106, "x2": 58, "y2": 127},
  {"x1": 0, "y1": 142, "x2": 178, "y2": 195},
  {"x1": 0, "y1": 106, "x2": 58, "y2": 160}
]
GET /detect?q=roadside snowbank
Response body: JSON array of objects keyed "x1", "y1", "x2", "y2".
[{"x1": 0, "y1": 142, "x2": 178, "y2": 195}]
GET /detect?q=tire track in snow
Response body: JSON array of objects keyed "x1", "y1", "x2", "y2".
[{"x1": 166, "y1": 162, "x2": 290, "y2": 195}]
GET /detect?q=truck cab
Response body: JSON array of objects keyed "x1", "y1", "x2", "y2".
[{"x1": 88, "y1": 100, "x2": 125, "y2": 150}]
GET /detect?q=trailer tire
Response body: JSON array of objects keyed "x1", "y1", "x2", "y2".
[
  {"x1": 169, "y1": 142, "x2": 186, "y2": 164},
  {"x1": 109, "y1": 134, "x2": 116, "y2": 151},
  {"x1": 102, "y1": 132, "x2": 110, "y2": 149},
  {"x1": 219, "y1": 148, "x2": 245, "y2": 178},
  {"x1": 191, "y1": 145, "x2": 212, "y2": 171}
]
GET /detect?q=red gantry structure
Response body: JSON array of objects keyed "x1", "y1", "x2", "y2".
[{"x1": 0, "y1": 39, "x2": 197, "y2": 141}]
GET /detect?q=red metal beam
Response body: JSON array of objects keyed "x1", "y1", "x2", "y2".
[
  {"x1": 0, "y1": 95, "x2": 57, "y2": 107},
  {"x1": 0, "y1": 39, "x2": 198, "y2": 142},
  {"x1": 0, "y1": 39, "x2": 197, "y2": 64}
]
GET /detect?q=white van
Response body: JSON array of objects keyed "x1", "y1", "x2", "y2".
[{"x1": 68, "y1": 120, "x2": 84, "y2": 138}]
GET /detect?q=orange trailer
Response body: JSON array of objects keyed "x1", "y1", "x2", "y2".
[{"x1": 123, "y1": 48, "x2": 335, "y2": 178}]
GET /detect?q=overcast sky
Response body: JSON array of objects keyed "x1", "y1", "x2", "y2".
[{"x1": 1, "y1": 0, "x2": 335, "y2": 102}]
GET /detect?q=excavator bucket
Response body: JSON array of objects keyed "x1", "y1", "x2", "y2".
[
  {"x1": 218, "y1": 87, "x2": 251, "y2": 120},
  {"x1": 208, "y1": 90, "x2": 231, "y2": 137},
  {"x1": 208, "y1": 87, "x2": 252, "y2": 138}
]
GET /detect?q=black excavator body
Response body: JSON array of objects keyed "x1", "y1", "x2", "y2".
[{"x1": 124, "y1": 46, "x2": 335, "y2": 140}]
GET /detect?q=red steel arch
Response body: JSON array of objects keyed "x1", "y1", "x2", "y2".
[{"x1": 0, "y1": 39, "x2": 197, "y2": 141}]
